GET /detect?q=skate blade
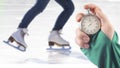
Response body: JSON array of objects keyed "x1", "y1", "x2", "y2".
[
  {"x1": 3, "y1": 40, "x2": 26, "y2": 52},
  {"x1": 47, "y1": 47, "x2": 71, "y2": 55},
  {"x1": 47, "y1": 46, "x2": 71, "y2": 51}
]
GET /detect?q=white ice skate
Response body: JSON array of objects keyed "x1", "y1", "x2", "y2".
[
  {"x1": 3, "y1": 28, "x2": 28, "y2": 52},
  {"x1": 47, "y1": 30, "x2": 71, "y2": 51}
]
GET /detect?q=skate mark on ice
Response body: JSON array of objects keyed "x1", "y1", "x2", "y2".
[
  {"x1": 16, "y1": 58, "x2": 47, "y2": 64},
  {"x1": 70, "y1": 51, "x2": 88, "y2": 60}
]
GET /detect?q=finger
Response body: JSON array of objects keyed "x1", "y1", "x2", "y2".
[
  {"x1": 83, "y1": 44, "x2": 89, "y2": 49},
  {"x1": 76, "y1": 13, "x2": 85, "y2": 22},
  {"x1": 84, "y1": 4, "x2": 108, "y2": 22},
  {"x1": 75, "y1": 28, "x2": 90, "y2": 48},
  {"x1": 84, "y1": 4, "x2": 101, "y2": 12},
  {"x1": 76, "y1": 28, "x2": 90, "y2": 42},
  {"x1": 75, "y1": 37, "x2": 89, "y2": 48},
  {"x1": 75, "y1": 37, "x2": 84, "y2": 48}
]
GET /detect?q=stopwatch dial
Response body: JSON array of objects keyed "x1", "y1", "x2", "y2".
[{"x1": 81, "y1": 15, "x2": 101, "y2": 35}]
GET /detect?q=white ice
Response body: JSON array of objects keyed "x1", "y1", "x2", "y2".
[{"x1": 0, "y1": 0, "x2": 120, "y2": 68}]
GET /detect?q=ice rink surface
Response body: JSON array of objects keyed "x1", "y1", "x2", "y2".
[{"x1": 0, "y1": 0, "x2": 120, "y2": 68}]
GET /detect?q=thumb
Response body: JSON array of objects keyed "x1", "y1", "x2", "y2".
[{"x1": 95, "y1": 9, "x2": 109, "y2": 23}]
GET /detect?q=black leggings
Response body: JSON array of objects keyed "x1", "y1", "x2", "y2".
[{"x1": 18, "y1": 0, "x2": 74, "y2": 31}]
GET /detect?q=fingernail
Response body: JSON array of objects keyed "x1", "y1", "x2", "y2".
[{"x1": 84, "y1": 44, "x2": 89, "y2": 48}]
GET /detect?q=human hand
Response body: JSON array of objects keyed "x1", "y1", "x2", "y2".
[{"x1": 75, "y1": 4, "x2": 114, "y2": 48}]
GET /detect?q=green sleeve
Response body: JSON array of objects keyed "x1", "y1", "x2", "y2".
[{"x1": 81, "y1": 30, "x2": 120, "y2": 68}]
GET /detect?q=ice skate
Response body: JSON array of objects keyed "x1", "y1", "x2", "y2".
[
  {"x1": 47, "y1": 30, "x2": 71, "y2": 51},
  {"x1": 3, "y1": 28, "x2": 28, "y2": 52}
]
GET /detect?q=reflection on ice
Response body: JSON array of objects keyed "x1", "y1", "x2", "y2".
[
  {"x1": 15, "y1": 50, "x2": 90, "y2": 64},
  {"x1": 47, "y1": 50, "x2": 71, "y2": 64},
  {"x1": 15, "y1": 58, "x2": 47, "y2": 64}
]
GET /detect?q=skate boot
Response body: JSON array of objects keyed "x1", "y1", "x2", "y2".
[
  {"x1": 3, "y1": 28, "x2": 28, "y2": 52},
  {"x1": 47, "y1": 30, "x2": 71, "y2": 50}
]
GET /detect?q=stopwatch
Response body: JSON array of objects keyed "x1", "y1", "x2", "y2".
[{"x1": 81, "y1": 9, "x2": 101, "y2": 35}]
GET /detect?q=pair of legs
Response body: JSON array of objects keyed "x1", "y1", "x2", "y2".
[
  {"x1": 18, "y1": 0, "x2": 74, "y2": 31},
  {"x1": 7, "y1": 0, "x2": 74, "y2": 51}
]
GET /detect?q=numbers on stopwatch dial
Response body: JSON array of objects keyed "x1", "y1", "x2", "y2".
[{"x1": 81, "y1": 14, "x2": 101, "y2": 35}]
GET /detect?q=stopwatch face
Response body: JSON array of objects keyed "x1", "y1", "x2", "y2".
[{"x1": 81, "y1": 14, "x2": 101, "y2": 35}]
